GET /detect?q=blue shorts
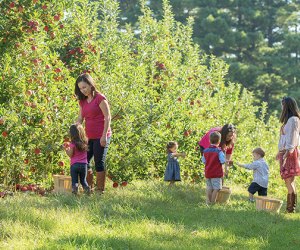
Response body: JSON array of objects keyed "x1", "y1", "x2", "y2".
[
  {"x1": 248, "y1": 182, "x2": 267, "y2": 196},
  {"x1": 206, "y1": 178, "x2": 222, "y2": 190}
]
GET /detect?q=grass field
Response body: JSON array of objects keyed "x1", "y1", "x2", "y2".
[{"x1": 1, "y1": 179, "x2": 300, "y2": 250}]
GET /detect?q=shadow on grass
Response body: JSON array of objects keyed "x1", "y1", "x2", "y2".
[{"x1": 1, "y1": 181, "x2": 300, "y2": 249}]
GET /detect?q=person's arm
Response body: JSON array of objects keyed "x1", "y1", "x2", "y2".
[
  {"x1": 172, "y1": 152, "x2": 186, "y2": 158},
  {"x1": 236, "y1": 162, "x2": 258, "y2": 170},
  {"x1": 225, "y1": 144, "x2": 234, "y2": 161},
  {"x1": 218, "y1": 151, "x2": 227, "y2": 176},
  {"x1": 201, "y1": 155, "x2": 206, "y2": 164},
  {"x1": 99, "y1": 99, "x2": 111, "y2": 147},
  {"x1": 284, "y1": 117, "x2": 300, "y2": 158},
  {"x1": 64, "y1": 145, "x2": 74, "y2": 158},
  {"x1": 76, "y1": 106, "x2": 83, "y2": 124},
  {"x1": 226, "y1": 154, "x2": 232, "y2": 161}
]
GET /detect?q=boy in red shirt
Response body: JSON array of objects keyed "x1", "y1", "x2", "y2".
[{"x1": 202, "y1": 131, "x2": 226, "y2": 204}]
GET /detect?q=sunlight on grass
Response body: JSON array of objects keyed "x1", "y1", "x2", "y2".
[{"x1": 1, "y1": 180, "x2": 300, "y2": 249}]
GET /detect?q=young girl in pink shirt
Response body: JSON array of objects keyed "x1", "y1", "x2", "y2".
[{"x1": 64, "y1": 124, "x2": 90, "y2": 194}]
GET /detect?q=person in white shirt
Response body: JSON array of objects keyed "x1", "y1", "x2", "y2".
[
  {"x1": 237, "y1": 148, "x2": 269, "y2": 202},
  {"x1": 277, "y1": 97, "x2": 300, "y2": 213}
]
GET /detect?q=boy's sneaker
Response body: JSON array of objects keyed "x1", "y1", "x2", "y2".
[{"x1": 248, "y1": 198, "x2": 255, "y2": 203}]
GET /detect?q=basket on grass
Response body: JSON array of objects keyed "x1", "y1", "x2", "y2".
[
  {"x1": 53, "y1": 175, "x2": 72, "y2": 193},
  {"x1": 216, "y1": 186, "x2": 232, "y2": 203},
  {"x1": 255, "y1": 196, "x2": 283, "y2": 213}
]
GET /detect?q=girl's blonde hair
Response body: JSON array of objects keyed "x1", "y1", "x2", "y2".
[{"x1": 166, "y1": 141, "x2": 178, "y2": 153}]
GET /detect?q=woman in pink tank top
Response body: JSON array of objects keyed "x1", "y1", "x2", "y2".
[{"x1": 75, "y1": 74, "x2": 112, "y2": 194}]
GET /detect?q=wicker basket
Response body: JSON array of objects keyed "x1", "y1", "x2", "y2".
[
  {"x1": 255, "y1": 196, "x2": 283, "y2": 213},
  {"x1": 216, "y1": 186, "x2": 231, "y2": 203},
  {"x1": 53, "y1": 175, "x2": 72, "y2": 193}
]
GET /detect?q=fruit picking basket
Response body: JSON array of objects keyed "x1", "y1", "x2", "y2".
[
  {"x1": 255, "y1": 196, "x2": 283, "y2": 213},
  {"x1": 216, "y1": 186, "x2": 232, "y2": 203},
  {"x1": 53, "y1": 175, "x2": 72, "y2": 193}
]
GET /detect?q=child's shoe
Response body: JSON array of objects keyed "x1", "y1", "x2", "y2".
[
  {"x1": 248, "y1": 198, "x2": 255, "y2": 203},
  {"x1": 72, "y1": 184, "x2": 79, "y2": 195}
]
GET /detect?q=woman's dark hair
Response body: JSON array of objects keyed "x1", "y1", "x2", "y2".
[
  {"x1": 220, "y1": 124, "x2": 236, "y2": 150},
  {"x1": 74, "y1": 74, "x2": 98, "y2": 100},
  {"x1": 280, "y1": 97, "x2": 300, "y2": 124},
  {"x1": 166, "y1": 141, "x2": 178, "y2": 153},
  {"x1": 70, "y1": 124, "x2": 88, "y2": 151}
]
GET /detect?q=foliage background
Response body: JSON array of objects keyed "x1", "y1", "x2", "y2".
[
  {"x1": 118, "y1": 0, "x2": 300, "y2": 113},
  {"x1": 0, "y1": 0, "x2": 281, "y2": 190}
]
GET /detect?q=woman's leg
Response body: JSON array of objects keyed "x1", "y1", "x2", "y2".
[
  {"x1": 93, "y1": 137, "x2": 111, "y2": 192},
  {"x1": 285, "y1": 176, "x2": 296, "y2": 212},
  {"x1": 285, "y1": 176, "x2": 295, "y2": 193},
  {"x1": 86, "y1": 140, "x2": 94, "y2": 188}
]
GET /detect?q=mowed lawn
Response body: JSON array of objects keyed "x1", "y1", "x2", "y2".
[{"x1": 0, "y1": 180, "x2": 300, "y2": 250}]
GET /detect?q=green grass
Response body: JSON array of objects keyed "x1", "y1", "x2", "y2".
[{"x1": 1, "y1": 180, "x2": 300, "y2": 250}]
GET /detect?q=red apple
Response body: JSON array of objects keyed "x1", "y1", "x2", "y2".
[
  {"x1": 16, "y1": 184, "x2": 21, "y2": 190},
  {"x1": 32, "y1": 58, "x2": 40, "y2": 65},
  {"x1": 31, "y1": 102, "x2": 37, "y2": 108},
  {"x1": 39, "y1": 189, "x2": 45, "y2": 196},
  {"x1": 177, "y1": 97, "x2": 182, "y2": 102},
  {"x1": 42, "y1": 5, "x2": 47, "y2": 10},
  {"x1": 21, "y1": 186, "x2": 28, "y2": 192},
  {"x1": 54, "y1": 68, "x2": 62, "y2": 73},
  {"x1": 31, "y1": 45, "x2": 37, "y2": 51},
  {"x1": 113, "y1": 182, "x2": 118, "y2": 188},
  {"x1": 54, "y1": 15, "x2": 60, "y2": 21},
  {"x1": 190, "y1": 100, "x2": 194, "y2": 106},
  {"x1": 18, "y1": 5, "x2": 24, "y2": 12},
  {"x1": 9, "y1": 2, "x2": 15, "y2": 8},
  {"x1": 26, "y1": 90, "x2": 33, "y2": 96},
  {"x1": 45, "y1": 64, "x2": 51, "y2": 69},
  {"x1": 50, "y1": 32, "x2": 55, "y2": 39},
  {"x1": 24, "y1": 158, "x2": 29, "y2": 164},
  {"x1": 2, "y1": 131, "x2": 8, "y2": 137},
  {"x1": 34, "y1": 148, "x2": 41, "y2": 155},
  {"x1": 184, "y1": 131, "x2": 189, "y2": 137},
  {"x1": 44, "y1": 26, "x2": 49, "y2": 32},
  {"x1": 59, "y1": 24, "x2": 64, "y2": 29},
  {"x1": 58, "y1": 161, "x2": 65, "y2": 167},
  {"x1": 121, "y1": 181, "x2": 127, "y2": 187},
  {"x1": 24, "y1": 101, "x2": 31, "y2": 107}
]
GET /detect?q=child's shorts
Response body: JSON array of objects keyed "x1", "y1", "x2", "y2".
[
  {"x1": 248, "y1": 182, "x2": 267, "y2": 196},
  {"x1": 206, "y1": 178, "x2": 222, "y2": 190}
]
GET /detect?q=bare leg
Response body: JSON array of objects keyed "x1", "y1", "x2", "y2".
[
  {"x1": 248, "y1": 192, "x2": 254, "y2": 202},
  {"x1": 285, "y1": 177, "x2": 296, "y2": 194},
  {"x1": 206, "y1": 188, "x2": 213, "y2": 204},
  {"x1": 169, "y1": 181, "x2": 175, "y2": 186},
  {"x1": 211, "y1": 189, "x2": 219, "y2": 203}
]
